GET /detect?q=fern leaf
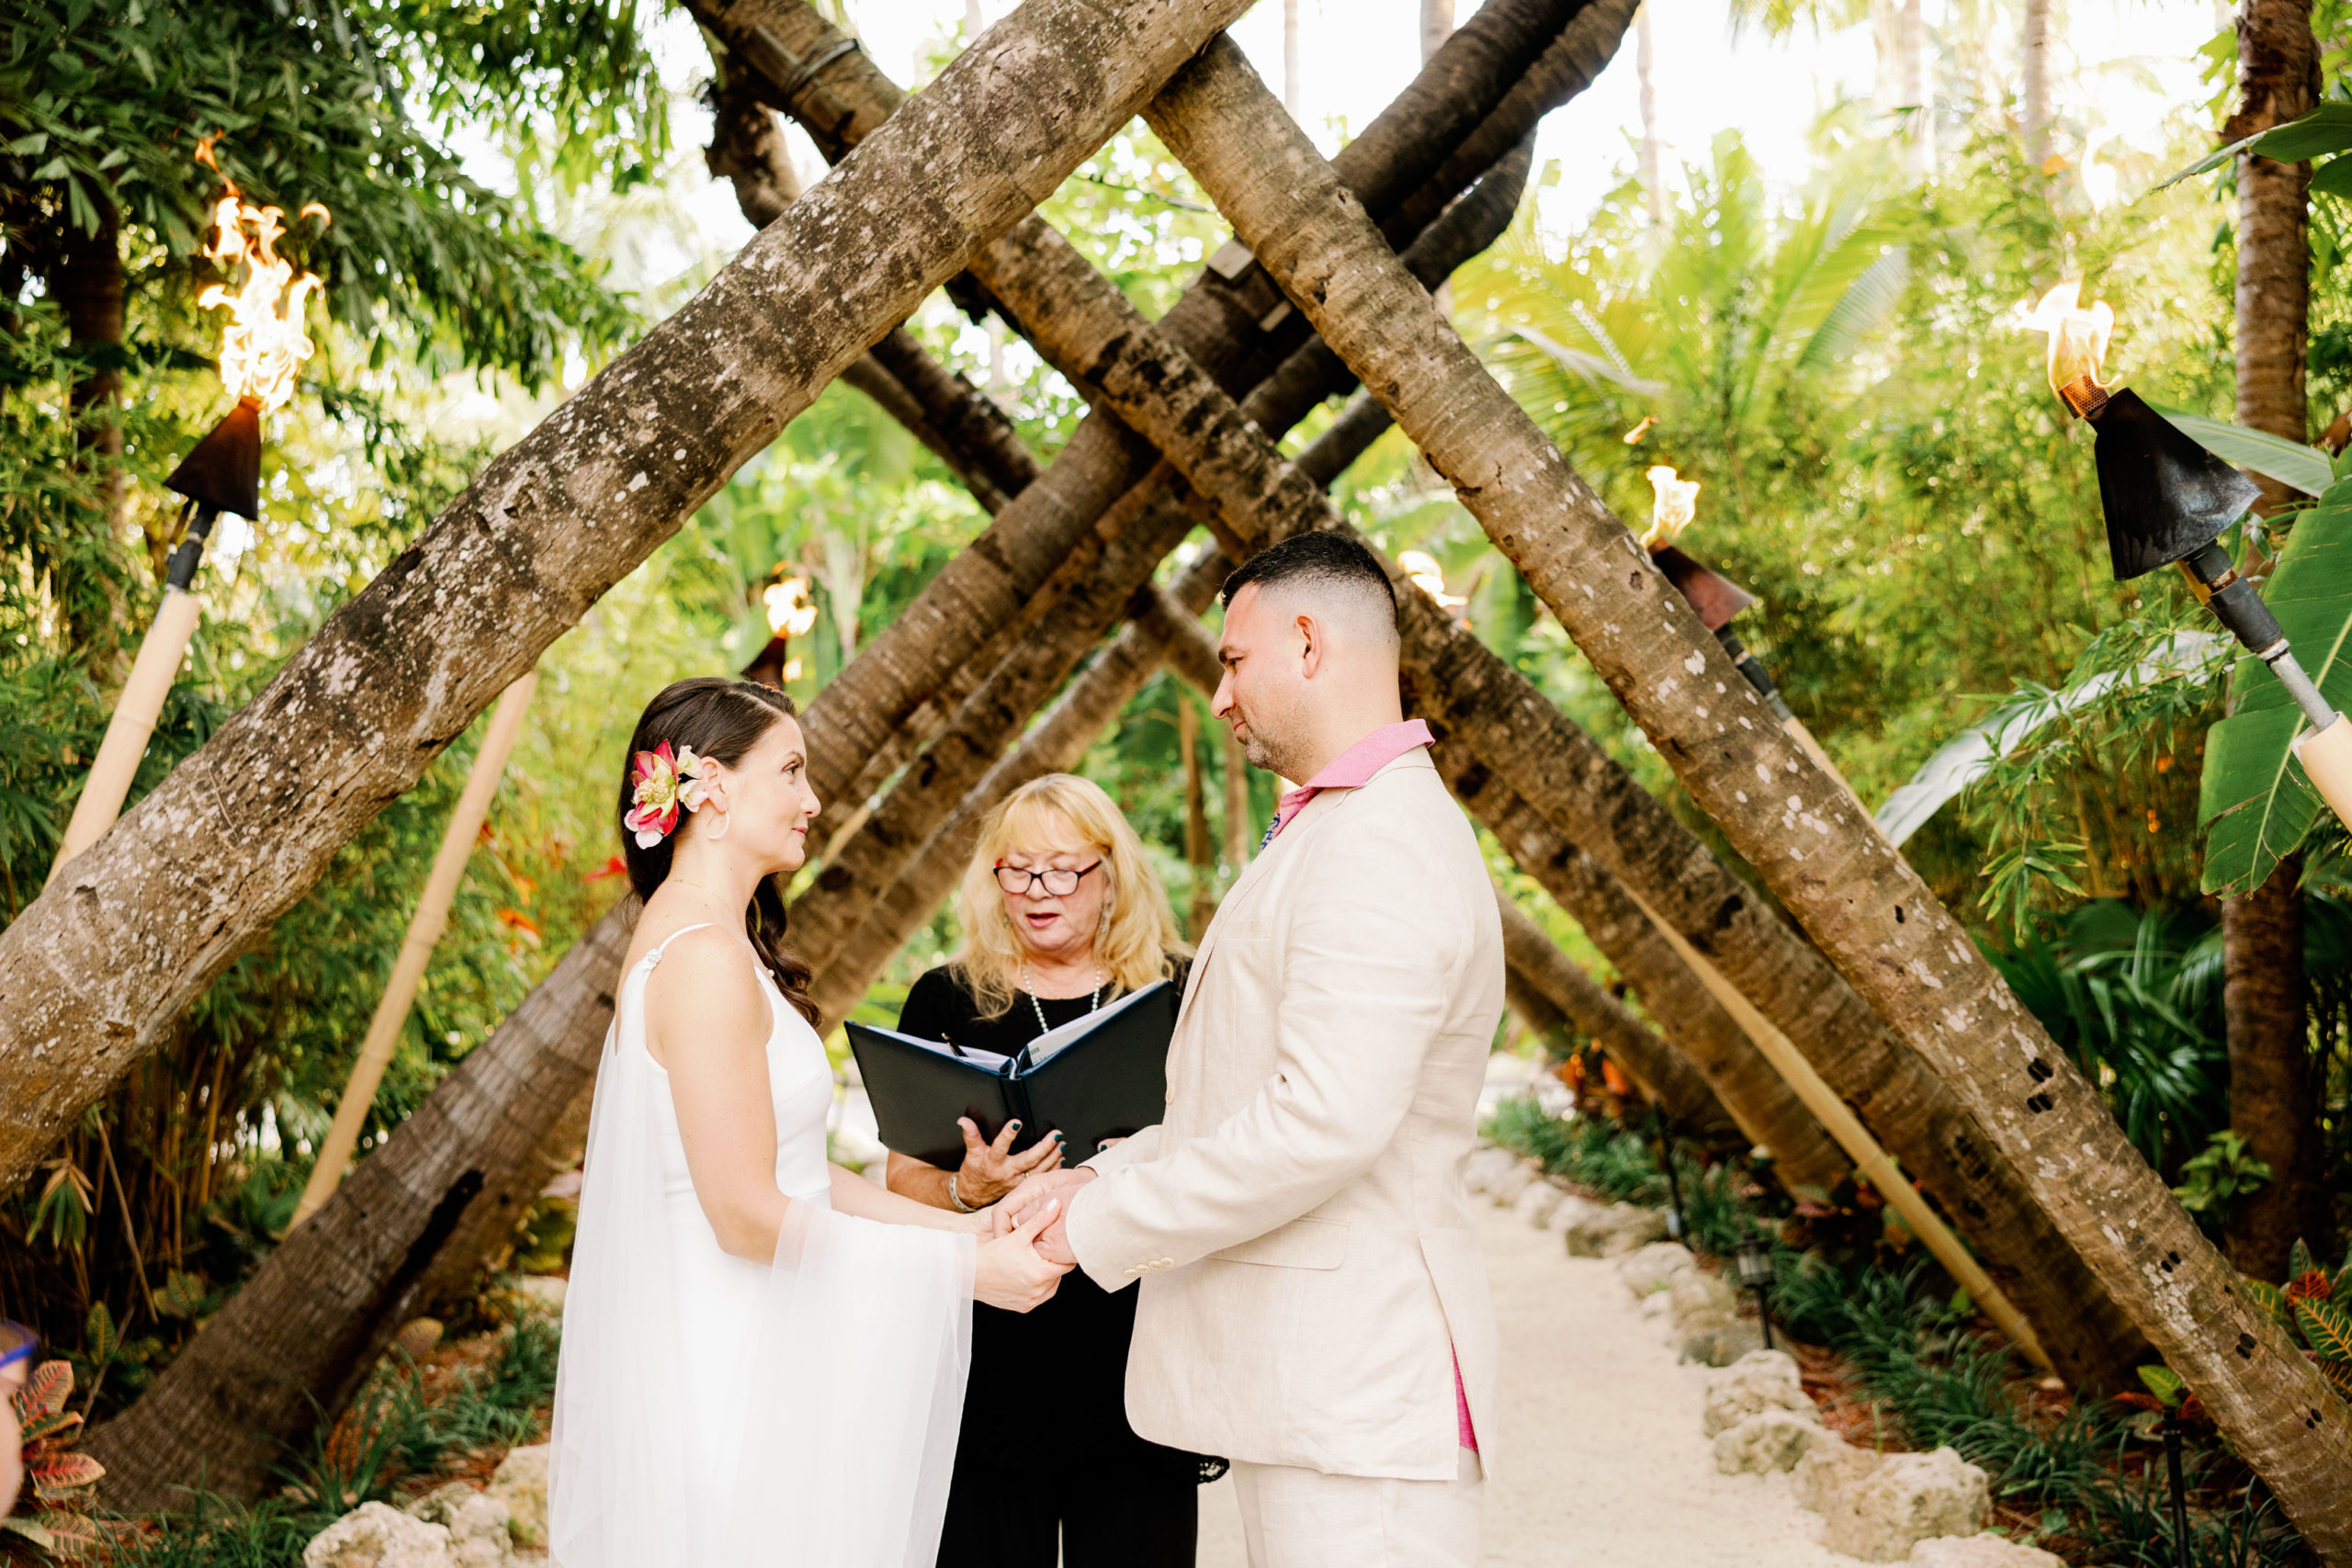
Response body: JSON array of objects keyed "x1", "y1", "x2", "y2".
[
  {"x1": 2295, "y1": 1296, "x2": 2352, "y2": 1363},
  {"x1": 82, "y1": 1301, "x2": 113, "y2": 1366}
]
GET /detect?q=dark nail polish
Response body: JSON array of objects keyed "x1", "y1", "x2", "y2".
[{"x1": 1053, "y1": 1131, "x2": 1067, "y2": 1143}]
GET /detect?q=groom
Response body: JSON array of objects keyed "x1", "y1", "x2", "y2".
[{"x1": 1003, "y1": 530, "x2": 1503, "y2": 1567}]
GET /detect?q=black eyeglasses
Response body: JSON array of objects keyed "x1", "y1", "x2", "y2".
[{"x1": 994, "y1": 861, "x2": 1102, "y2": 897}]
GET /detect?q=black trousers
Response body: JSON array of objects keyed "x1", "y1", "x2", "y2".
[{"x1": 933, "y1": 1460, "x2": 1198, "y2": 1568}]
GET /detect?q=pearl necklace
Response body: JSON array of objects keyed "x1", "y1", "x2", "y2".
[{"x1": 1023, "y1": 964, "x2": 1102, "y2": 1032}]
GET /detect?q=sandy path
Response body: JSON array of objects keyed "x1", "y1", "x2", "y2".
[{"x1": 1194, "y1": 1202, "x2": 1849, "y2": 1566}]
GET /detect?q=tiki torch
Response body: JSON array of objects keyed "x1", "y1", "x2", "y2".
[
  {"x1": 1640, "y1": 466, "x2": 1883, "y2": 825},
  {"x1": 2022, "y1": 279, "x2": 2352, "y2": 829},
  {"x1": 741, "y1": 574, "x2": 820, "y2": 688},
  {"x1": 48, "y1": 164, "x2": 326, "y2": 882}
]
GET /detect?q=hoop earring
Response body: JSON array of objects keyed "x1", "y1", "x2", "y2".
[{"x1": 707, "y1": 807, "x2": 732, "y2": 842}]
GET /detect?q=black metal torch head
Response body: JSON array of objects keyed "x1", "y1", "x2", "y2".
[
  {"x1": 2090, "y1": 388, "x2": 2262, "y2": 581},
  {"x1": 1650, "y1": 544, "x2": 1758, "y2": 633},
  {"x1": 164, "y1": 396, "x2": 264, "y2": 522},
  {"x1": 741, "y1": 634, "x2": 793, "y2": 690}
]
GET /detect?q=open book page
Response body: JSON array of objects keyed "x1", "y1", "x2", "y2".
[
  {"x1": 1022, "y1": 980, "x2": 1171, "y2": 1067},
  {"x1": 860, "y1": 1023, "x2": 1012, "y2": 1075}
]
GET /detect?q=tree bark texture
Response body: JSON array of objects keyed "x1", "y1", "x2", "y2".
[
  {"x1": 0, "y1": 0, "x2": 1264, "y2": 1191},
  {"x1": 1149, "y1": 41, "x2": 2352, "y2": 1538},
  {"x1": 688, "y1": 0, "x2": 1600, "y2": 817},
  {"x1": 2222, "y1": 0, "x2": 2323, "y2": 1286},
  {"x1": 1433, "y1": 740, "x2": 1846, "y2": 1190},
  {"x1": 85, "y1": 907, "x2": 637, "y2": 1506},
  {"x1": 770, "y1": 38, "x2": 1542, "y2": 995},
  {"x1": 1491, "y1": 886, "x2": 1732, "y2": 1134},
  {"x1": 2224, "y1": 857, "x2": 2327, "y2": 1279},
  {"x1": 2232, "y1": 0, "x2": 2316, "y2": 481}
]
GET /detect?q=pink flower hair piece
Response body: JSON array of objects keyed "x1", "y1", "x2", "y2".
[{"x1": 625, "y1": 740, "x2": 718, "y2": 849}]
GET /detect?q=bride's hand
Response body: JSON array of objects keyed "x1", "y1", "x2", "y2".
[{"x1": 973, "y1": 1199, "x2": 1071, "y2": 1312}]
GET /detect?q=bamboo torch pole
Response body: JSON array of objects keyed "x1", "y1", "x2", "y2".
[
  {"x1": 1622, "y1": 885, "x2": 2054, "y2": 1371},
  {"x1": 291, "y1": 671, "x2": 539, "y2": 1225}
]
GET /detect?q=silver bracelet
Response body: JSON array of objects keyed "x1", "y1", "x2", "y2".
[{"x1": 946, "y1": 1170, "x2": 975, "y2": 1213}]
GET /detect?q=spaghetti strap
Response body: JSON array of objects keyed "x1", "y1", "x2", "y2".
[{"x1": 639, "y1": 921, "x2": 718, "y2": 973}]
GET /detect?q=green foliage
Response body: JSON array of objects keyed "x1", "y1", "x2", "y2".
[
  {"x1": 2170, "y1": 1131, "x2": 2275, "y2": 1228},
  {"x1": 1477, "y1": 1095, "x2": 1754, "y2": 1252},
  {"x1": 2200, "y1": 478, "x2": 2352, "y2": 894}
]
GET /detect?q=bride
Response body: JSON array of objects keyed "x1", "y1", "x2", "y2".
[{"x1": 551, "y1": 677, "x2": 1069, "y2": 1568}]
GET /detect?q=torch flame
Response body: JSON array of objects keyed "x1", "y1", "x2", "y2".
[
  {"x1": 764, "y1": 577, "x2": 820, "y2": 637},
  {"x1": 1623, "y1": 415, "x2": 1657, "y2": 445},
  {"x1": 1397, "y1": 550, "x2": 1467, "y2": 608},
  {"x1": 1643, "y1": 465, "x2": 1700, "y2": 549},
  {"x1": 192, "y1": 151, "x2": 326, "y2": 412},
  {"x1": 2018, "y1": 277, "x2": 2114, "y2": 402}
]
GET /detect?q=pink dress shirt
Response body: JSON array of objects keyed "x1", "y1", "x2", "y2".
[{"x1": 1258, "y1": 716, "x2": 1476, "y2": 1452}]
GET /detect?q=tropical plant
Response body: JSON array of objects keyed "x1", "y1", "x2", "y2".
[
  {"x1": 2171, "y1": 1131, "x2": 2277, "y2": 1229},
  {"x1": 3, "y1": 1359, "x2": 105, "y2": 1562},
  {"x1": 1982, "y1": 900, "x2": 2229, "y2": 1178},
  {"x1": 2199, "y1": 472, "x2": 2352, "y2": 897},
  {"x1": 2240, "y1": 1238, "x2": 2352, "y2": 1400}
]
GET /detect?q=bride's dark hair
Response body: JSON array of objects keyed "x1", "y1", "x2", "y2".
[{"x1": 618, "y1": 677, "x2": 819, "y2": 1025}]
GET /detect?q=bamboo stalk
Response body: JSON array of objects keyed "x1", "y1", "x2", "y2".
[
  {"x1": 1621, "y1": 886, "x2": 2054, "y2": 1372},
  {"x1": 291, "y1": 671, "x2": 539, "y2": 1226},
  {"x1": 48, "y1": 588, "x2": 206, "y2": 883}
]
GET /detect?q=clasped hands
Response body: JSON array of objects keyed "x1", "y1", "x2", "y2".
[{"x1": 986, "y1": 1166, "x2": 1095, "y2": 1265}]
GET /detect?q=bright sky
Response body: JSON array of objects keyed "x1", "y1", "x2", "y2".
[{"x1": 655, "y1": 0, "x2": 2223, "y2": 243}]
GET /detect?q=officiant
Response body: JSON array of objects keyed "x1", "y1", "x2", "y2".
[{"x1": 888, "y1": 773, "x2": 1207, "y2": 1568}]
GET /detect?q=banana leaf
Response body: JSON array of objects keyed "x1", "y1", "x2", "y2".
[
  {"x1": 2199, "y1": 478, "x2": 2352, "y2": 895},
  {"x1": 2149, "y1": 404, "x2": 2338, "y2": 498},
  {"x1": 2160, "y1": 103, "x2": 2352, "y2": 187}
]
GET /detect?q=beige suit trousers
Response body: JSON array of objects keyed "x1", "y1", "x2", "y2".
[{"x1": 1233, "y1": 1448, "x2": 1483, "y2": 1568}]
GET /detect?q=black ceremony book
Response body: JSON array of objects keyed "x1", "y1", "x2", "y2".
[{"x1": 846, "y1": 981, "x2": 1178, "y2": 1170}]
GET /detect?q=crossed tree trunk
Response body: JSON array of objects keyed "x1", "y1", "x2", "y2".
[
  {"x1": 1146, "y1": 39, "x2": 2352, "y2": 1545},
  {"x1": 76, "y1": 4, "x2": 1589, "y2": 1502},
  {"x1": 847, "y1": 26, "x2": 2138, "y2": 1388},
  {"x1": 0, "y1": 0, "x2": 1275, "y2": 1190}
]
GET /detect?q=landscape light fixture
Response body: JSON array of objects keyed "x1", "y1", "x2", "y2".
[
  {"x1": 1733, "y1": 1234, "x2": 1776, "y2": 1348},
  {"x1": 2023, "y1": 277, "x2": 2352, "y2": 830},
  {"x1": 49, "y1": 147, "x2": 327, "y2": 881}
]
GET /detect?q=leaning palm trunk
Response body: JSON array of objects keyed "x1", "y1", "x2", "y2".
[
  {"x1": 688, "y1": 0, "x2": 1606, "y2": 813},
  {"x1": 85, "y1": 17, "x2": 1589, "y2": 1496},
  {"x1": 0, "y1": 0, "x2": 1265, "y2": 1190},
  {"x1": 1491, "y1": 886, "x2": 1731, "y2": 1134},
  {"x1": 1148, "y1": 42, "x2": 2352, "y2": 1543},
  {"x1": 85, "y1": 909, "x2": 637, "y2": 1507},
  {"x1": 1434, "y1": 742, "x2": 1848, "y2": 1192}
]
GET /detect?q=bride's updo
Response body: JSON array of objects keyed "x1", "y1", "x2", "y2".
[{"x1": 617, "y1": 677, "x2": 818, "y2": 1024}]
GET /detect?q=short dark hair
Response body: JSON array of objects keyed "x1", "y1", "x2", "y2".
[{"x1": 1220, "y1": 530, "x2": 1398, "y2": 627}]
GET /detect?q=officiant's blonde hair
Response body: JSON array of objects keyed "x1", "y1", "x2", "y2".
[{"x1": 953, "y1": 773, "x2": 1187, "y2": 1021}]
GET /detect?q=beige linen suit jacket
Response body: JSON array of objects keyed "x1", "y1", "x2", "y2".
[{"x1": 1061, "y1": 746, "x2": 1504, "y2": 1483}]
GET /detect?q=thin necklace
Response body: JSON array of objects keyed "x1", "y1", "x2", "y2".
[{"x1": 1023, "y1": 963, "x2": 1102, "y2": 1032}]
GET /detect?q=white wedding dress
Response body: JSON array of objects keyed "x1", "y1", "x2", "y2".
[{"x1": 550, "y1": 923, "x2": 974, "y2": 1567}]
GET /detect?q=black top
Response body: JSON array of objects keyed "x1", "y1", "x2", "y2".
[{"x1": 897, "y1": 962, "x2": 1199, "y2": 1486}]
